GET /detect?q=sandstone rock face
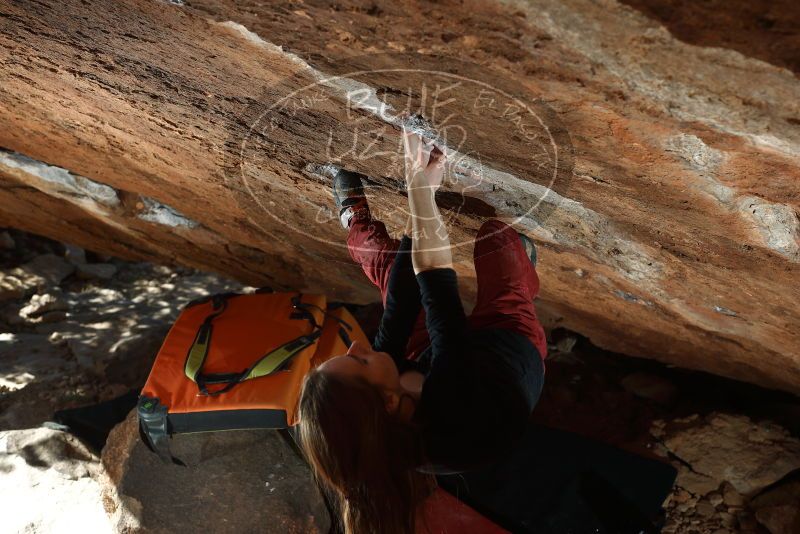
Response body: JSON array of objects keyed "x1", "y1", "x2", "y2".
[
  {"x1": 102, "y1": 411, "x2": 330, "y2": 534},
  {"x1": 656, "y1": 413, "x2": 800, "y2": 496},
  {"x1": 0, "y1": 0, "x2": 798, "y2": 392}
]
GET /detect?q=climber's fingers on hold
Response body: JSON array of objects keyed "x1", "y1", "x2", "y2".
[
  {"x1": 402, "y1": 127, "x2": 428, "y2": 170},
  {"x1": 428, "y1": 145, "x2": 446, "y2": 169}
]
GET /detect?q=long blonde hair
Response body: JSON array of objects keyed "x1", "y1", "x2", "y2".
[{"x1": 297, "y1": 368, "x2": 435, "y2": 533}]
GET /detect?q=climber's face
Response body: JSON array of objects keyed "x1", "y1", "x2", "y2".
[{"x1": 317, "y1": 340, "x2": 402, "y2": 397}]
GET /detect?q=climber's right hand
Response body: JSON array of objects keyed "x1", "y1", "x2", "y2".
[{"x1": 402, "y1": 128, "x2": 446, "y2": 193}]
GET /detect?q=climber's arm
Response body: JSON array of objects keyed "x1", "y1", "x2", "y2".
[
  {"x1": 372, "y1": 234, "x2": 424, "y2": 374},
  {"x1": 402, "y1": 129, "x2": 466, "y2": 377},
  {"x1": 402, "y1": 129, "x2": 453, "y2": 273}
]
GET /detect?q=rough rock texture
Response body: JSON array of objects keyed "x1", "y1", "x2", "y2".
[
  {"x1": 0, "y1": 254, "x2": 74, "y2": 301},
  {"x1": 0, "y1": 0, "x2": 799, "y2": 392},
  {"x1": 751, "y1": 479, "x2": 800, "y2": 534},
  {"x1": 619, "y1": 0, "x2": 800, "y2": 75},
  {"x1": 101, "y1": 410, "x2": 330, "y2": 533},
  {"x1": 0, "y1": 427, "x2": 113, "y2": 533},
  {"x1": 649, "y1": 413, "x2": 800, "y2": 533},
  {"x1": 653, "y1": 413, "x2": 800, "y2": 496}
]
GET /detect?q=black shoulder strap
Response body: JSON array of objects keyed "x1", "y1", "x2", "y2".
[{"x1": 184, "y1": 293, "x2": 325, "y2": 396}]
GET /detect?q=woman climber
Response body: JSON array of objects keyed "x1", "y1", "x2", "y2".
[{"x1": 297, "y1": 128, "x2": 548, "y2": 534}]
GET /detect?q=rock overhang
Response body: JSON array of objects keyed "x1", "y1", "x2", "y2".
[{"x1": 0, "y1": 0, "x2": 798, "y2": 392}]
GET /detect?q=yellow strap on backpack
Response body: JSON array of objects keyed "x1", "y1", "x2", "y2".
[{"x1": 182, "y1": 294, "x2": 323, "y2": 396}]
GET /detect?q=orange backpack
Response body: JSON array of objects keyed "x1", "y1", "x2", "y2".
[{"x1": 138, "y1": 290, "x2": 368, "y2": 464}]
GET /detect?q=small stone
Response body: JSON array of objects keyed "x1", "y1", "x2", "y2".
[
  {"x1": 677, "y1": 501, "x2": 695, "y2": 513},
  {"x1": 719, "y1": 512, "x2": 736, "y2": 528},
  {"x1": 0, "y1": 275, "x2": 28, "y2": 301},
  {"x1": 0, "y1": 231, "x2": 15, "y2": 249},
  {"x1": 336, "y1": 30, "x2": 355, "y2": 42},
  {"x1": 722, "y1": 483, "x2": 744, "y2": 506},
  {"x1": 675, "y1": 465, "x2": 719, "y2": 496},
  {"x1": 708, "y1": 492, "x2": 723, "y2": 506},
  {"x1": 63, "y1": 243, "x2": 87, "y2": 265},
  {"x1": 19, "y1": 292, "x2": 69, "y2": 319},
  {"x1": 673, "y1": 489, "x2": 691, "y2": 504},
  {"x1": 48, "y1": 331, "x2": 68, "y2": 346},
  {"x1": 76, "y1": 263, "x2": 117, "y2": 280},
  {"x1": 696, "y1": 501, "x2": 716, "y2": 516},
  {"x1": 555, "y1": 334, "x2": 577, "y2": 353},
  {"x1": 152, "y1": 265, "x2": 174, "y2": 276}
]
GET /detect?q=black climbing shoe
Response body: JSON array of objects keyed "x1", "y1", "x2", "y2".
[
  {"x1": 333, "y1": 169, "x2": 369, "y2": 229},
  {"x1": 518, "y1": 233, "x2": 537, "y2": 268}
]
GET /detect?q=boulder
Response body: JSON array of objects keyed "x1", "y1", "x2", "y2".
[
  {"x1": 0, "y1": 0, "x2": 799, "y2": 394},
  {"x1": 76, "y1": 262, "x2": 118, "y2": 281},
  {"x1": 0, "y1": 230, "x2": 14, "y2": 250},
  {"x1": 0, "y1": 274, "x2": 30, "y2": 301},
  {"x1": 0, "y1": 254, "x2": 74, "y2": 301},
  {"x1": 19, "y1": 291, "x2": 70, "y2": 321},
  {"x1": 0, "y1": 427, "x2": 113, "y2": 533},
  {"x1": 101, "y1": 411, "x2": 330, "y2": 533},
  {"x1": 17, "y1": 253, "x2": 75, "y2": 287},
  {"x1": 63, "y1": 243, "x2": 87, "y2": 265},
  {"x1": 751, "y1": 480, "x2": 800, "y2": 534},
  {"x1": 672, "y1": 466, "x2": 720, "y2": 497},
  {"x1": 722, "y1": 482, "x2": 745, "y2": 507},
  {"x1": 660, "y1": 413, "x2": 800, "y2": 496}
]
